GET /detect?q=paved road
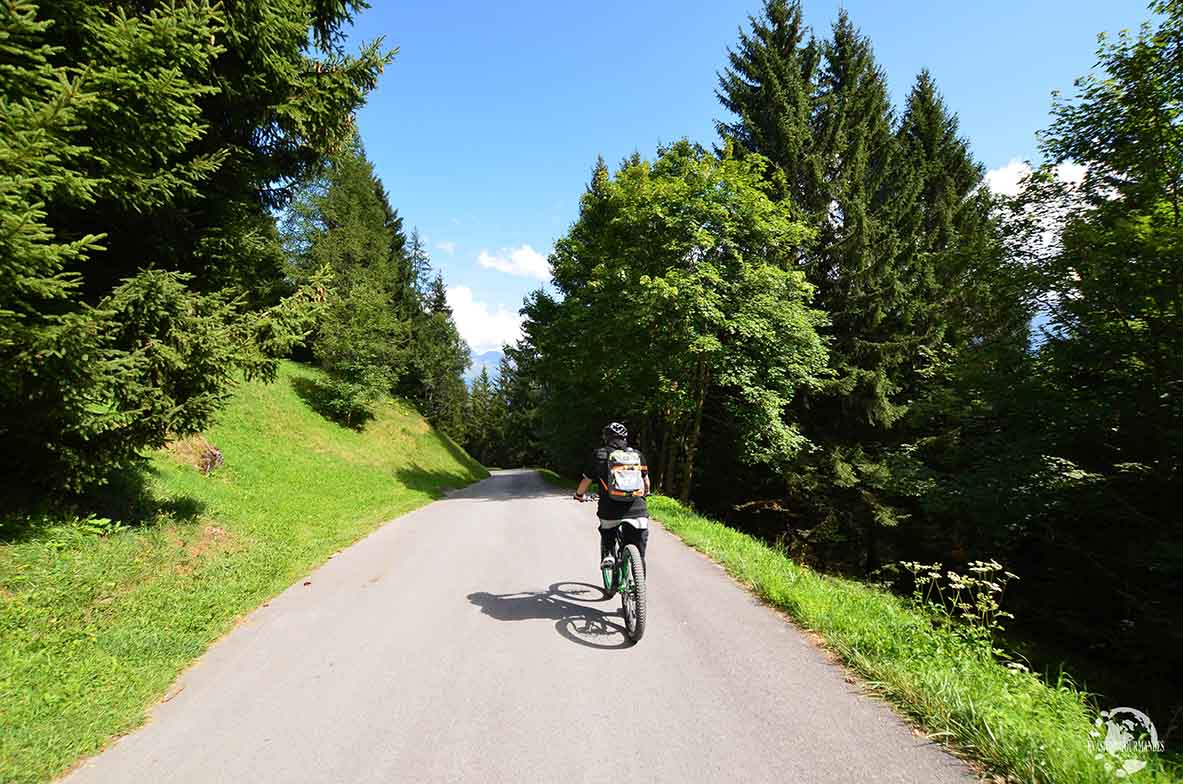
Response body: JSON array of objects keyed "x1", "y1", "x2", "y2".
[{"x1": 64, "y1": 470, "x2": 972, "y2": 784}]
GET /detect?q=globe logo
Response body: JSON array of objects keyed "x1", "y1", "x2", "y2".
[{"x1": 1090, "y1": 707, "x2": 1163, "y2": 778}]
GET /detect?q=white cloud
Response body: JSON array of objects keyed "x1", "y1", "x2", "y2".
[
  {"x1": 985, "y1": 158, "x2": 1087, "y2": 197},
  {"x1": 446, "y1": 285, "x2": 523, "y2": 352},
  {"x1": 477, "y1": 244, "x2": 550, "y2": 280},
  {"x1": 436, "y1": 240, "x2": 456, "y2": 255},
  {"x1": 985, "y1": 159, "x2": 1030, "y2": 198}
]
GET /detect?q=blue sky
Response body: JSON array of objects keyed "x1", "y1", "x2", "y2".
[{"x1": 346, "y1": 0, "x2": 1146, "y2": 353}]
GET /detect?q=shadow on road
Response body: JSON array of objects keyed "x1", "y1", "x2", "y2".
[
  {"x1": 440, "y1": 469, "x2": 573, "y2": 503},
  {"x1": 468, "y1": 582, "x2": 632, "y2": 650}
]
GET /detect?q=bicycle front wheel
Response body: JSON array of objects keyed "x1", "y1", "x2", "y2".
[
  {"x1": 601, "y1": 563, "x2": 616, "y2": 597},
  {"x1": 621, "y1": 543, "x2": 647, "y2": 643}
]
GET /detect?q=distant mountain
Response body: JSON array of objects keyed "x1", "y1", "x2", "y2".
[{"x1": 465, "y1": 350, "x2": 502, "y2": 386}]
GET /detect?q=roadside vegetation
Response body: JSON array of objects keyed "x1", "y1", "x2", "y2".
[
  {"x1": 2, "y1": 3, "x2": 479, "y2": 775},
  {"x1": 650, "y1": 496, "x2": 1180, "y2": 784},
  {"x1": 0, "y1": 362, "x2": 486, "y2": 783}
]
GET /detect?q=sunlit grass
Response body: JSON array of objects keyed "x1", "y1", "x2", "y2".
[
  {"x1": 0, "y1": 362, "x2": 487, "y2": 783},
  {"x1": 532, "y1": 467, "x2": 578, "y2": 490},
  {"x1": 649, "y1": 496, "x2": 1181, "y2": 784}
]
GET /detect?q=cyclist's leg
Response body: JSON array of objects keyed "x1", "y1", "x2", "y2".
[
  {"x1": 599, "y1": 527, "x2": 614, "y2": 559},
  {"x1": 598, "y1": 519, "x2": 619, "y2": 562},
  {"x1": 620, "y1": 523, "x2": 648, "y2": 559}
]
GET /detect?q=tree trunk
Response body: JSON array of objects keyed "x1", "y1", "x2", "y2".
[
  {"x1": 679, "y1": 357, "x2": 709, "y2": 503},
  {"x1": 661, "y1": 421, "x2": 677, "y2": 496},
  {"x1": 862, "y1": 492, "x2": 879, "y2": 573}
]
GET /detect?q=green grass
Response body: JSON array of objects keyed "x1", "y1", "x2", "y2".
[
  {"x1": 0, "y1": 362, "x2": 488, "y2": 783},
  {"x1": 649, "y1": 496, "x2": 1181, "y2": 784},
  {"x1": 532, "y1": 467, "x2": 578, "y2": 491}
]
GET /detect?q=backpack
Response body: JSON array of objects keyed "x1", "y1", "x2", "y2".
[{"x1": 605, "y1": 448, "x2": 645, "y2": 498}]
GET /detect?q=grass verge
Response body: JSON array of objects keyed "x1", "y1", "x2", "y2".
[
  {"x1": 0, "y1": 362, "x2": 487, "y2": 783},
  {"x1": 532, "y1": 467, "x2": 578, "y2": 491},
  {"x1": 649, "y1": 495, "x2": 1180, "y2": 784}
]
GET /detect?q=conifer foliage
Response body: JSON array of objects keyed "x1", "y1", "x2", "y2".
[
  {"x1": 283, "y1": 145, "x2": 471, "y2": 435},
  {"x1": 402, "y1": 271, "x2": 471, "y2": 440},
  {"x1": 284, "y1": 137, "x2": 409, "y2": 424},
  {"x1": 713, "y1": 1, "x2": 1006, "y2": 568},
  {"x1": 0, "y1": 0, "x2": 388, "y2": 494}
]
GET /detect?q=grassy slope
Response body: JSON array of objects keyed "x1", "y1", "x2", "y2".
[
  {"x1": 0, "y1": 362, "x2": 487, "y2": 783},
  {"x1": 533, "y1": 467, "x2": 578, "y2": 490},
  {"x1": 648, "y1": 495, "x2": 1180, "y2": 784}
]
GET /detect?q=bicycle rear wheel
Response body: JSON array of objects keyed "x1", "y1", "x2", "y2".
[{"x1": 621, "y1": 543, "x2": 647, "y2": 642}]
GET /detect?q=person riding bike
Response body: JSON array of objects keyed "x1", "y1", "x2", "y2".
[{"x1": 574, "y1": 422, "x2": 650, "y2": 570}]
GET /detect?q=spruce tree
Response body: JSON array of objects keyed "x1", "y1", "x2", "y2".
[
  {"x1": 405, "y1": 230, "x2": 432, "y2": 299},
  {"x1": 493, "y1": 349, "x2": 544, "y2": 468},
  {"x1": 717, "y1": 7, "x2": 931, "y2": 568},
  {"x1": 29, "y1": 0, "x2": 392, "y2": 302},
  {"x1": 401, "y1": 268, "x2": 471, "y2": 440},
  {"x1": 808, "y1": 12, "x2": 917, "y2": 424},
  {"x1": 285, "y1": 137, "x2": 410, "y2": 423},
  {"x1": 716, "y1": 0, "x2": 819, "y2": 202},
  {"x1": 1, "y1": 0, "x2": 387, "y2": 494},
  {"x1": 895, "y1": 71, "x2": 1012, "y2": 355},
  {"x1": 464, "y1": 367, "x2": 497, "y2": 465}
]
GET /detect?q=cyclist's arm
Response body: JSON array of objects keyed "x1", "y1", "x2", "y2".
[{"x1": 575, "y1": 476, "x2": 593, "y2": 498}]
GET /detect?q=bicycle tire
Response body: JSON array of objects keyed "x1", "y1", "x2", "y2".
[{"x1": 622, "y1": 543, "x2": 647, "y2": 643}]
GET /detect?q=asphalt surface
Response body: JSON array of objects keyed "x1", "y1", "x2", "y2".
[{"x1": 63, "y1": 469, "x2": 973, "y2": 783}]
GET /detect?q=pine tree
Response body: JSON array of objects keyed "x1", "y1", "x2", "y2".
[
  {"x1": 0, "y1": 0, "x2": 380, "y2": 494},
  {"x1": 794, "y1": 13, "x2": 918, "y2": 561},
  {"x1": 399, "y1": 259, "x2": 471, "y2": 439},
  {"x1": 27, "y1": 0, "x2": 393, "y2": 303},
  {"x1": 426, "y1": 273, "x2": 451, "y2": 316},
  {"x1": 717, "y1": 7, "x2": 935, "y2": 569},
  {"x1": 464, "y1": 367, "x2": 497, "y2": 465},
  {"x1": 808, "y1": 12, "x2": 918, "y2": 424},
  {"x1": 719, "y1": 7, "x2": 923, "y2": 431},
  {"x1": 492, "y1": 349, "x2": 544, "y2": 468},
  {"x1": 895, "y1": 71, "x2": 1013, "y2": 355},
  {"x1": 716, "y1": 0, "x2": 820, "y2": 202},
  {"x1": 405, "y1": 230, "x2": 432, "y2": 300},
  {"x1": 285, "y1": 137, "x2": 410, "y2": 423}
]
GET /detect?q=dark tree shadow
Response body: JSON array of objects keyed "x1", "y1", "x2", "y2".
[
  {"x1": 433, "y1": 429, "x2": 488, "y2": 476},
  {"x1": 289, "y1": 375, "x2": 374, "y2": 431},
  {"x1": 0, "y1": 464, "x2": 206, "y2": 544},
  {"x1": 394, "y1": 465, "x2": 484, "y2": 499},
  {"x1": 468, "y1": 582, "x2": 633, "y2": 650},
  {"x1": 432, "y1": 469, "x2": 576, "y2": 502}
]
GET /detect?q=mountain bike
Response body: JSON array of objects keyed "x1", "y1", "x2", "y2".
[{"x1": 578, "y1": 495, "x2": 647, "y2": 643}]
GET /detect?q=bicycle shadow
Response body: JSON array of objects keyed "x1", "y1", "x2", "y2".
[{"x1": 467, "y1": 582, "x2": 633, "y2": 650}]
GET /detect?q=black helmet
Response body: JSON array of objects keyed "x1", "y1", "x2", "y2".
[{"x1": 603, "y1": 422, "x2": 628, "y2": 442}]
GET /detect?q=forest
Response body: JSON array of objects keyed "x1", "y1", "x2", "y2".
[
  {"x1": 2, "y1": 0, "x2": 1180, "y2": 752},
  {"x1": 1, "y1": 0, "x2": 473, "y2": 497},
  {"x1": 469, "y1": 0, "x2": 1183, "y2": 736}
]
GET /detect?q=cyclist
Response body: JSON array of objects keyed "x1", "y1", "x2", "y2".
[{"x1": 574, "y1": 422, "x2": 650, "y2": 569}]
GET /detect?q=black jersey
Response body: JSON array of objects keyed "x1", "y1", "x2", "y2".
[{"x1": 585, "y1": 444, "x2": 648, "y2": 520}]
